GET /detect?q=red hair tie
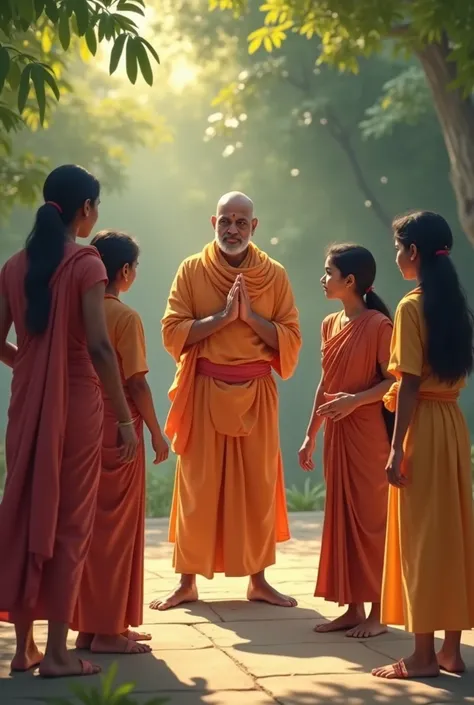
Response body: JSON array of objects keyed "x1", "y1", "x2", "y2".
[
  {"x1": 45, "y1": 201, "x2": 63, "y2": 213},
  {"x1": 366, "y1": 286, "x2": 374, "y2": 294},
  {"x1": 436, "y1": 249, "x2": 449, "y2": 256}
]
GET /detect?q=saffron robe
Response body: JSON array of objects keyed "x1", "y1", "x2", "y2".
[
  {"x1": 0, "y1": 243, "x2": 106, "y2": 623},
  {"x1": 382, "y1": 289, "x2": 474, "y2": 632},
  {"x1": 316, "y1": 310, "x2": 392, "y2": 605},
  {"x1": 72, "y1": 295, "x2": 149, "y2": 634},
  {"x1": 162, "y1": 241, "x2": 301, "y2": 578}
]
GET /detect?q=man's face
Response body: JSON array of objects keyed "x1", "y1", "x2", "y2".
[{"x1": 212, "y1": 205, "x2": 257, "y2": 256}]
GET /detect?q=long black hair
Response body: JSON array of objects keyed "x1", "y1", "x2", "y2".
[
  {"x1": 91, "y1": 230, "x2": 140, "y2": 282},
  {"x1": 393, "y1": 210, "x2": 474, "y2": 384},
  {"x1": 327, "y1": 243, "x2": 392, "y2": 320},
  {"x1": 25, "y1": 164, "x2": 100, "y2": 335}
]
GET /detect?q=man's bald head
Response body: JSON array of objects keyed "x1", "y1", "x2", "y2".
[
  {"x1": 212, "y1": 191, "x2": 258, "y2": 258},
  {"x1": 216, "y1": 191, "x2": 254, "y2": 217}
]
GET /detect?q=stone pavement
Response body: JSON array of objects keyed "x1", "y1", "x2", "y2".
[{"x1": 1, "y1": 512, "x2": 473, "y2": 704}]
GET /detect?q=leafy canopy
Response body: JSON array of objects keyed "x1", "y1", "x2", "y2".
[
  {"x1": 211, "y1": 0, "x2": 474, "y2": 94},
  {"x1": 0, "y1": 0, "x2": 160, "y2": 132}
]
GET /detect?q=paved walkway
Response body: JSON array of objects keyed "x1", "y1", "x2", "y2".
[{"x1": 1, "y1": 512, "x2": 473, "y2": 704}]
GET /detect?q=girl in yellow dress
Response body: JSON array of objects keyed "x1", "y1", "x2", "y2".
[{"x1": 373, "y1": 211, "x2": 474, "y2": 680}]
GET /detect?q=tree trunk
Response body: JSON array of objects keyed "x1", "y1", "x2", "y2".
[{"x1": 418, "y1": 35, "x2": 474, "y2": 245}]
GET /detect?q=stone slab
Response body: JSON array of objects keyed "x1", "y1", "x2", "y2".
[
  {"x1": 0, "y1": 648, "x2": 255, "y2": 699},
  {"x1": 260, "y1": 673, "x2": 473, "y2": 705},
  {"x1": 196, "y1": 619, "x2": 410, "y2": 648},
  {"x1": 223, "y1": 642, "x2": 391, "y2": 677}
]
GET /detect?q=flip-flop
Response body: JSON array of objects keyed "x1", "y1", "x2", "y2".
[
  {"x1": 40, "y1": 659, "x2": 101, "y2": 679},
  {"x1": 91, "y1": 638, "x2": 151, "y2": 655},
  {"x1": 393, "y1": 660, "x2": 409, "y2": 678},
  {"x1": 126, "y1": 629, "x2": 152, "y2": 641}
]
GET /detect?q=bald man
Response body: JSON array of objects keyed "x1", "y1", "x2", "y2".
[{"x1": 151, "y1": 192, "x2": 301, "y2": 609}]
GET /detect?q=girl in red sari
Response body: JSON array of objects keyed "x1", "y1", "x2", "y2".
[
  {"x1": 72, "y1": 230, "x2": 169, "y2": 654},
  {"x1": 0, "y1": 166, "x2": 137, "y2": 678},
  {"x1": 299, "y1": 244, "x2": 393, "y2": 638}
]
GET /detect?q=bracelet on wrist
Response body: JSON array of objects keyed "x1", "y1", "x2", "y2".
[{"x1": 118, "y1": 419, "x2": 134, "y2": 427}]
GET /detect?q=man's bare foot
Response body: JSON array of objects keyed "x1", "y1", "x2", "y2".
[
  {"x1": 346, "y1": 616, "x2": 388, "y2": 639},
  {"x1": 247, "y1": 580, "x2": 297, "y2": 607},
  {"x1": 39, "y1": 653, "x2": 101, "y2": 679},
  {"x1": 314, "y1": 606, "x2": 365, "y2": 633},
  {"x1": 122, "y1": 629, "x2": 152, "y2": 641},
  {"x1": 11, "y1": 643, "x2": 44, "y2": 672},
  {"x1": 372, "y1": 655, "x2": 440, "y2": 680},
  {"x1": 90, "y1": 634, "x2": 151, "y2": 654},
  {"x1": 437, "y1": 648, "x2": 466, "y2": 674},
  {"x1": 149, "y1": 583, "x2": 198, "y2": 611}
]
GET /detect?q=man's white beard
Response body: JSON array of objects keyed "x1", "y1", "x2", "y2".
[{"x1": 215, "y1": 231, "x2": 251, "y2": 256}]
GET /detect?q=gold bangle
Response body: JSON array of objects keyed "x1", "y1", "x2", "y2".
[{"x1": 118, "y1": 419, "x2": 134, "y2": 427}]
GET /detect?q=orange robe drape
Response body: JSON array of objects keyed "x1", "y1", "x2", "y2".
[
  {"x1": 162, "y1": 241, "x2": 301, "y2": 578},
  {"x1": 315, "y1": 310, "x2": 392, "y2": 605},
  {"x1": 72, "y1": 296, "x2": 148, "y2": 634},
  {"x1": 0, "y1": 244, "x2": 106, "y2": 623}
]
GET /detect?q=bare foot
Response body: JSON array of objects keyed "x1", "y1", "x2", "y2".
[
  {"x1": 123, "y1": 629, "x2": 152, "y2": 641},
  {"x1": 11, "y1": 643, "x2": 44, "y2": 672},
  {"x1": 75, "y1": 632, "x2": 93, "y2": 650},
  {"x1": 346, "y1": 616, "x2": 388, "y2": 639},
  {"x1": 149, "y1": 583, "x2": 198, "y2": 611},
  {"x1": 39, "y1": 654, "x2": 101, "y2": 679},
  {"x1": 437, "y1": 649, "x2": 466, "y2": 674},
  {"x1": 314, "y1": 607, "x2": 365, "y2": 633},
  {"x1": 247, "y1": 580, "x2": 297, "y2": 607},
  {"x1": 372, "y1": 656, "x2": 440, "y2": 680},
  {"x1": 90, "y1": 635, "x2": 151, "y2": 654}
]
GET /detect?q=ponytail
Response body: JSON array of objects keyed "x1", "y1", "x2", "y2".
[
  {"x1": 393, "y1": 211, "x2": 474, "y2": 384},
  {"x1": 24, "y1": 164, "x2": 100, "y2": 336},
  {"x1": 25, "y1": 204, "x2": 67, "y2": 335},
  {"x1": 365, "y1": 289, "x2": 392, "y2": 322}
]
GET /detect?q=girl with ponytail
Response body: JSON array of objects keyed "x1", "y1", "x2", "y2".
[
  {"x1": 298, "y1": 244, "x2": 393, "y2": 638},
  {"x1": 373, "y1": 211, "x2": 474, "y2": 680},
  {"x1": 0, "y1": 165, "x2": 138, "y2": 679}
]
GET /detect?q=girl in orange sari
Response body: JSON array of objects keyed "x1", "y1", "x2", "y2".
[
  {"x1": 72, "y1": 230, "x2": 169, "y2": 654},
  {"x1": 299, "y1": 244, "x2": 393, "y2": 638}
]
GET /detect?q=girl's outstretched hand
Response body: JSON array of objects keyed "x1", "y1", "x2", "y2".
[
  {"x1": 317, "y1": 392, "x2": 358, "y2": 421},
  {"x1": 298, "y1": 435, "x2": 315, "y2": 472}
]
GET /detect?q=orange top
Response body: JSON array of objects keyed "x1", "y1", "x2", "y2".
[{"x1": 104, "y1": 295, "x2": 148, "y2": 383}]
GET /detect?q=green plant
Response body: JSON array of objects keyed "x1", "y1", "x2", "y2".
[
  {"x1": 43, "y1": 663, "x2": 167, "y2": 705},
  {"x1": 146, "y1": 460, "x2": 176, "y2": 518},
  {"x1": 286, "y1": 477, "x2": 326, "y2": 512}
]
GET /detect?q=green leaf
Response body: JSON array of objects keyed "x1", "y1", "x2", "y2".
[
  {"x1": 44, "y1": 0, "x2": 59, "y2": 23},
  {"x1": 137, "y1": 36, "x2": 159, "y2": 65},
  {"x1": 31, "y1": 64, "x2": 46, "y2": 124},
  {"x1": 42, "y1": 68, "x2": 60, "y2": 101},
  {"x1": 58, "y1": 10, "x2": 71, "y2": 50},
  {"x1": 101, "y1": 661, "x2": 117, "y2": 698},
  {"x1": 8, "y1": 60, "x2": 21, "y2": 91},
  {"x1": 17, "y1": 63, "x2": 32, "y2": 114},
  {"x1": 135, "y1": 38, "x2": 153, "y2": 85},
  {"x1": 113, "y1": 682, "x2": 135, "y2": 698},
  {"x1": 98, "y1": 15, "x2": 108, "y2": 42},
  {"x1": 109, "y1": 32, "x2": 127, "y2": 74},
  {"x1": 126, "y1": 35, "x2": 138, "y2": 84},
  {"x1": 74, "y1": 0, "x2": 90, "y2": 36},
  {"x1": 116, "y1": 2, "x2": 145, "y2": 15},
  {"x1": 0, "y1": 47, "x2": 10, "y2": 94},
  {"x1": 85, "y1": 27, "x2": 97, "y2": 55},
  {"x1": 34, "y1": 0, "x2": 45, "y2": 19},
  {"x1": 17, "y1": 0, "x2": 35, "y2": 25}
]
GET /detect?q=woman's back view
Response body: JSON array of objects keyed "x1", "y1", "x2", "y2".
[{"x1": 0, "y1": 165, "x2": 138, "y2": 678}]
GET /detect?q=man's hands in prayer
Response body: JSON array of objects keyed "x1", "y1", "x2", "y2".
[
  {"x1": 238, "y1": 274, "x2": 252, "y2": 323},
  {"x1": 298, "y1": 435, "x2": 316, "y2": 472},
  {"x1": 152, "y1": 431, "x2": 170, "y2": 465},
  {"x1": 224, "y1": 276, "x2": 240, "y2": 323},
  {"x1": 316, "y1": 392, "x2": 359, "y2": 422}
]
